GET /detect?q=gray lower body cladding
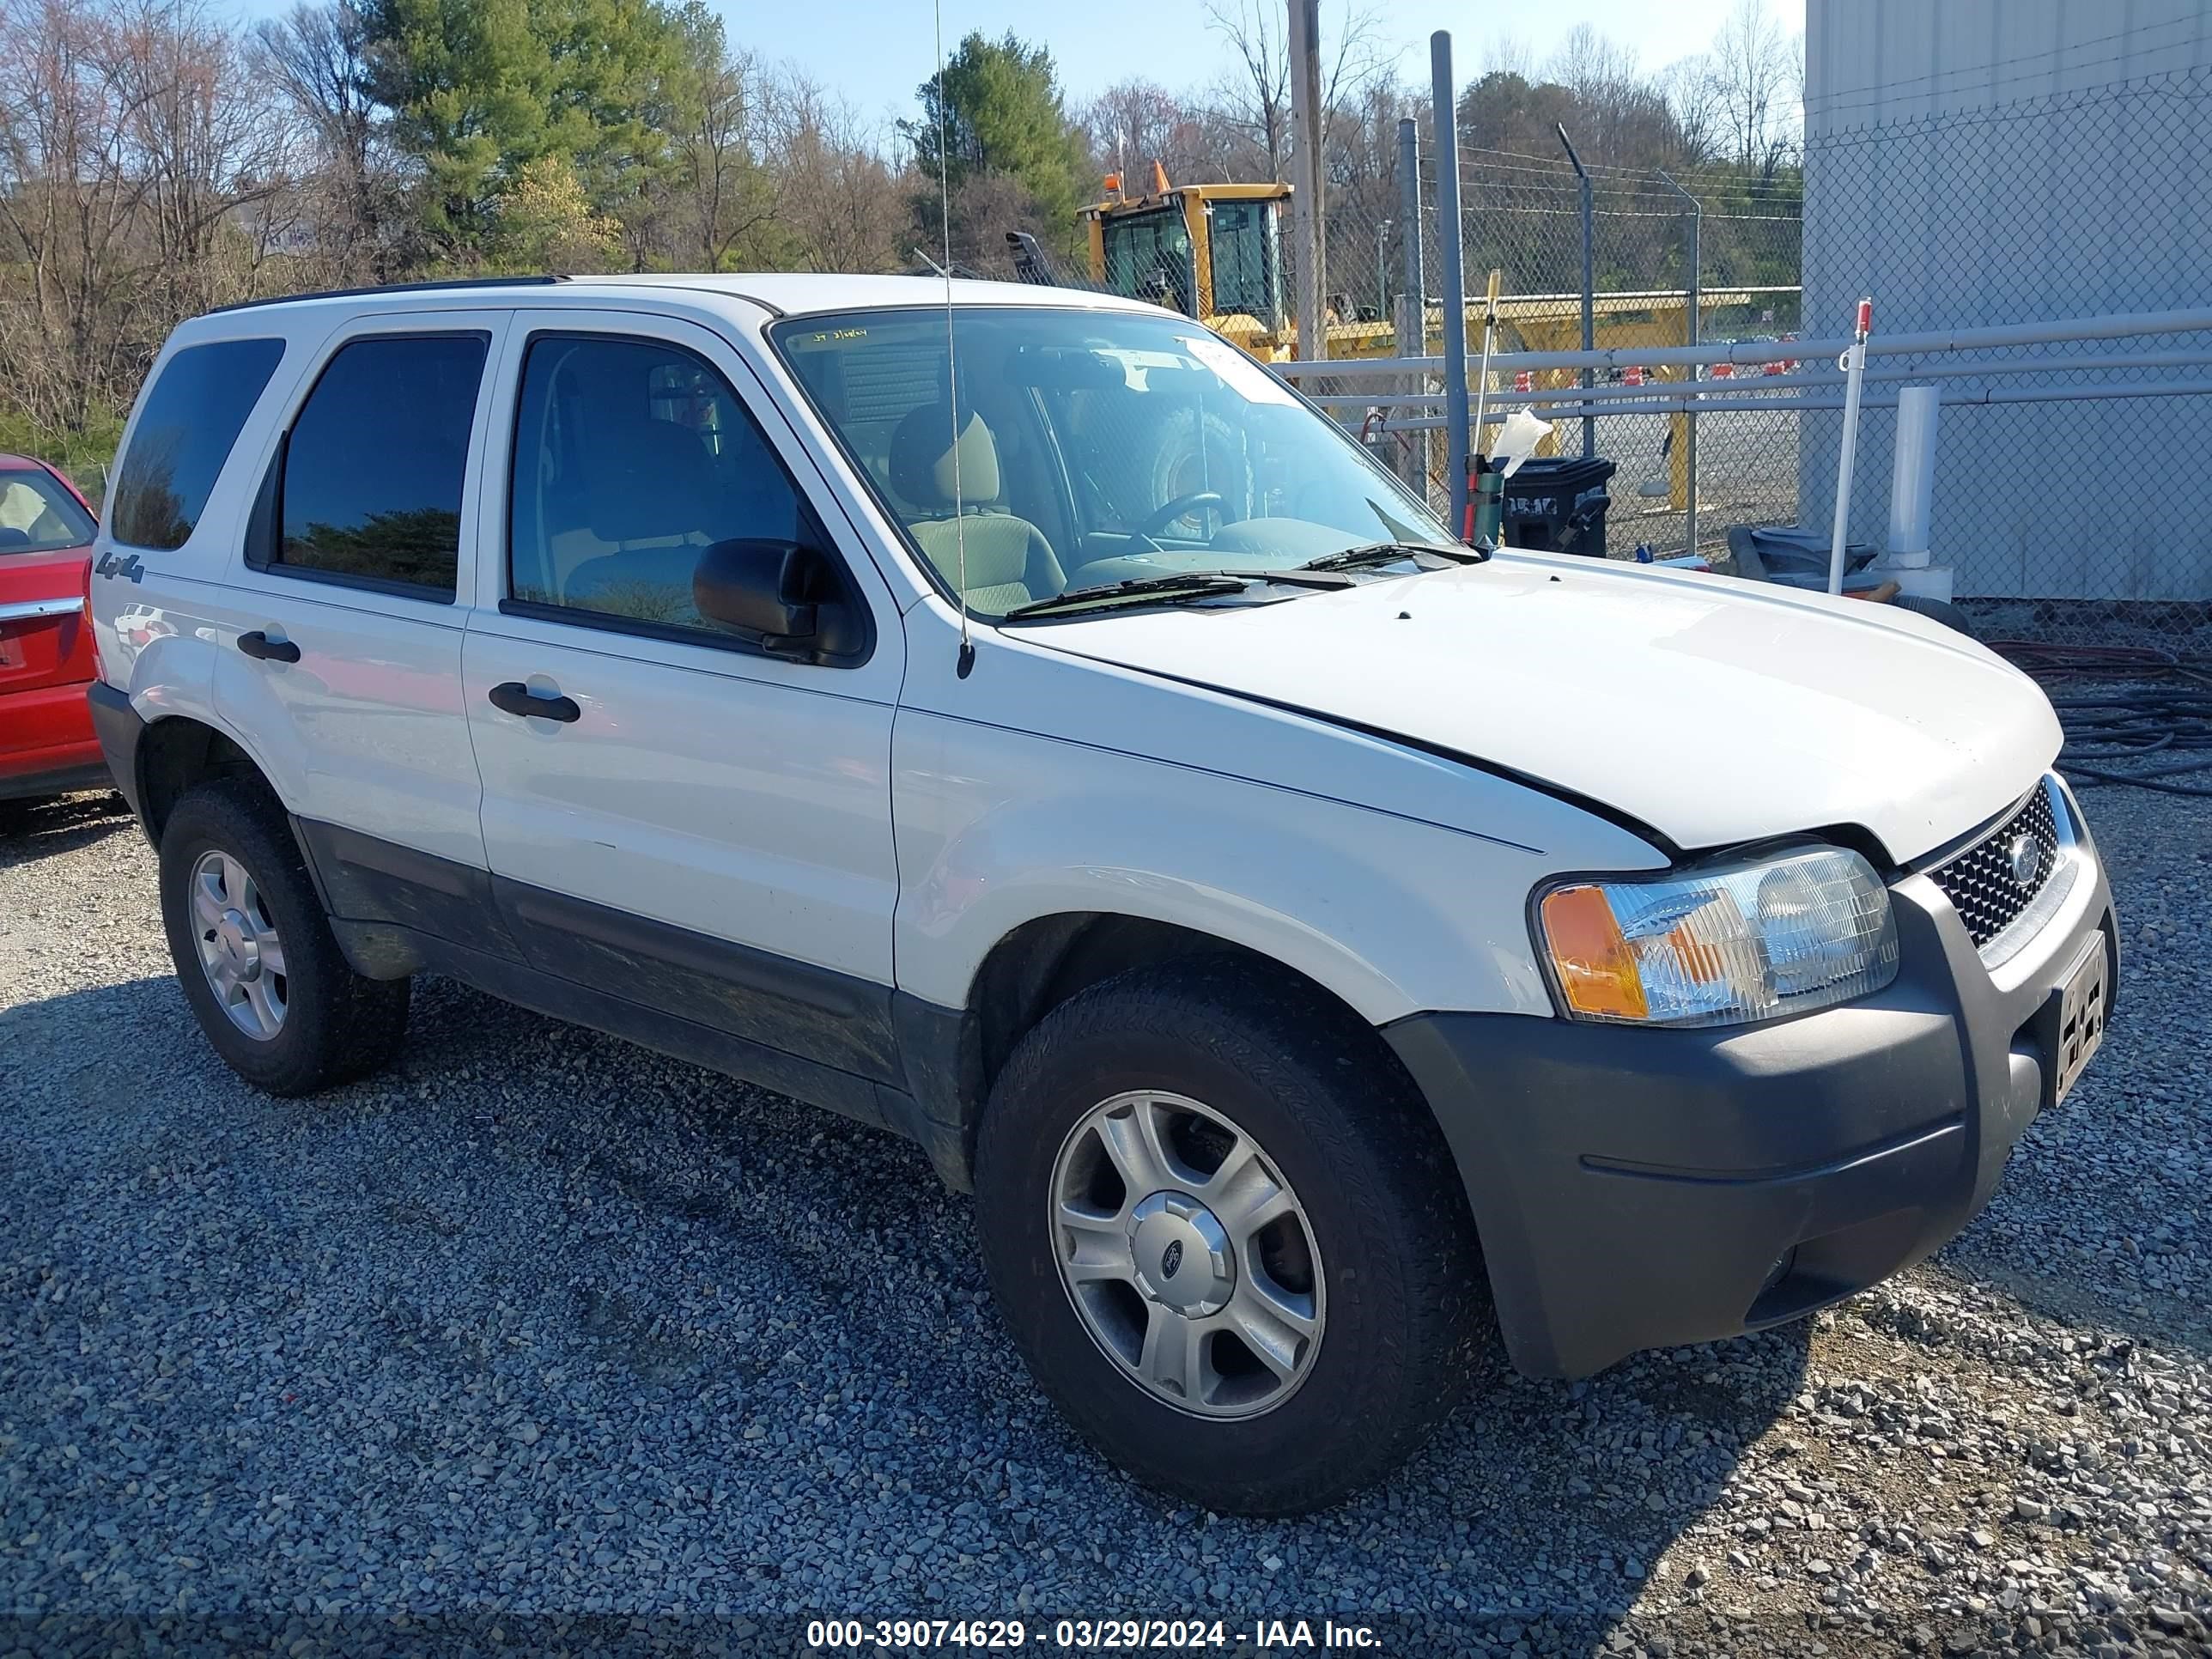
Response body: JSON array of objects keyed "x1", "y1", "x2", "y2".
[{"x1": 1386, "y1": 866, "x2": 2118, "y2": 1380}]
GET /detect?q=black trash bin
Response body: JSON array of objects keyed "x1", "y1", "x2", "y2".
[{"x1": 1498, "y1": 455, "x2": 1616, "y2": 556}]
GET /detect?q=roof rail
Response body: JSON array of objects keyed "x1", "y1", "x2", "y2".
[{"x1": 205, "y1": 275, "x2": 569, "y2": 316}]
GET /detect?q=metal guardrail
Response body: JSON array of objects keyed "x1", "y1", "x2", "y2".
[
  {"x1": 1305, "y1": 349, "x2": 2212, "y2": 411},
  {"x1": 1273, "y1": 306, "x2": 2212, "y2": 382},
  {"x1": 1374, "y1": 379, "x2": 2212, "y2": 430}
]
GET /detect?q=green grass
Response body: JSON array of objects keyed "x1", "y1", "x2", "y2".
[{"x1": 0, "y1": 406, "x2": 128, "y2": 506}]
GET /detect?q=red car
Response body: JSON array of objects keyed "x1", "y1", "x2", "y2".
[{"x1": 0, "y1": 454, "x2": 106, "y2": 805}]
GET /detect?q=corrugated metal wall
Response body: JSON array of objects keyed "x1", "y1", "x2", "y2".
[{"x1": 1801, "y1": 0, "x2": 2212, "y2": 603}]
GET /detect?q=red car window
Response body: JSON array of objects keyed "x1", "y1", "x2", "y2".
[{"x1": 0, "y1": 469, "x2": 95, "y2": 556}]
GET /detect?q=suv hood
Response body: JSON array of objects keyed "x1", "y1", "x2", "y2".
[{"x1": 1016, "y1": 554, "x2": 2059, "y2": 861}]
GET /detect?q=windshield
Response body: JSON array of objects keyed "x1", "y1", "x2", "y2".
[
  {"x1": 772, "y1": 306, "x2": 1456, "y2": 621},
  {"x1": 0, "y1": 467, "x2": 94, "y2": 555}
]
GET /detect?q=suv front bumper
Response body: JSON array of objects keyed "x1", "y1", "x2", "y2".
[{"x1": 1385, "y1": 823, "x2": 2117, "y2": 1381}]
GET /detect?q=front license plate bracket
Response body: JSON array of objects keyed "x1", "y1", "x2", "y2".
[{"x1": 2046, "y1": 932, "x2": 2108, "y2": 1109}]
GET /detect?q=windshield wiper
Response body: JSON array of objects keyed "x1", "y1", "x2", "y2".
[
  {"x1": 1003, "y1": 574, "x2": 1253, "y2": 621},
  {"x1": 1296, "y1": 541, "x2": 1485, "y2": 573},
  {"x1": 1002, "y1": 568, "x2": 1353, "y2": 622}
]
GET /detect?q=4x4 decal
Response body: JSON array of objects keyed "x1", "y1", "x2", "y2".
[{"x1": 94, "y1": 550, "x2": 145, "y2": 583}]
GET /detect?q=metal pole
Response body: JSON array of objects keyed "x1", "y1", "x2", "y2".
[
  {"x1": 1376, "y1": 218, "x2": 1391, "y2": 321},
  {"x1": 1431, "y1": 32, "x2": 1468, "y2": 535},
  {"x1": 1555, "y1": 124, "x2": 1594, "y2": 458},
  {"x1": 1398, "y1": 118, "x2": 1423, "y2": 312},
  {"x1": 1886, "y1": 383, "x2": 1942, "y2": 561},
  {"x1": 1393, "y1": 121, "x2": 1426, "y2": 491},
  {"x1": 1827, "y1": 298, "x2": 1874, "y2": 595},
  {"x1": 1658, "y1": 168, "x2": 1699, "y2": 558},
  {"x1": 1287, "y1": 0, "x2": 1327, "y2": 362}
]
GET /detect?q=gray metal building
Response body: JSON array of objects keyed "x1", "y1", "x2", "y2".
[{"x1": 1800, "y1": 0, "x2": 2212, "y2": 605}]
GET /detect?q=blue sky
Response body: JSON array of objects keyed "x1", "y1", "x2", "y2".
[
  {"x1": 234, "y1": 0, "x2": 1805, "y2": 140},
  {"x1": 724, "y1": 0, "x2": 1807, "y2": 132}
]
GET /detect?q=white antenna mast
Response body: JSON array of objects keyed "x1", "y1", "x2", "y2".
[{"x1": 934, "y1": 0, "x2": 975, "y2": 678}]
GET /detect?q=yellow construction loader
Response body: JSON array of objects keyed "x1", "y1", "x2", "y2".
[{"x1": 1042, "y1": 167, "x2": 1367, "y2": 360}]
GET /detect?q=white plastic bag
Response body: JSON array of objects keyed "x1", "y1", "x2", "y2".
[{"x1": 1492, "y1": 406, "x2": 1554, "y2": 478}]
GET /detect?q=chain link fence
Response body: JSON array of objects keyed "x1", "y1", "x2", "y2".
[
  {"x1": 1429, "y1": 69, "x2": 2212, "y2": 647},
  {"x1": 1798, "y1": 64, "x2": 2212, "y2": 647}
]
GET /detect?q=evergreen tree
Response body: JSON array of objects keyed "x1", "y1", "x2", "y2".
[{"x1": 906, "y1": 31, "x2": 1085, "y2": 234}]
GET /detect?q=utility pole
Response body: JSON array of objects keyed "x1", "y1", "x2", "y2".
[
  {"x1": 1287, "y1": 0, "x2": 1328, "y2": 361},
  {"x1": 1397, "y1": 118, "x2": 1422, "y2": 307}
]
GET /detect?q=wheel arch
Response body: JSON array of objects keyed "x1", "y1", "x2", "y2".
[
  {"x1": 902, "y1": 911, "x2": 1455, "y2": 1206},
  {"x1": 136, "y1": 714, "x2": 280, "y2": 846}
]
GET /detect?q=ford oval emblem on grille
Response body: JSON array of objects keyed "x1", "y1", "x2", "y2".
[{"x1": 2007, "y1": 832, "x2": 2043, "y2": 887}]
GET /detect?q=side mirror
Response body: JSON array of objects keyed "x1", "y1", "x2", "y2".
[{"x1": 692, "y1": 538, "x2": 866, "y2": 663}]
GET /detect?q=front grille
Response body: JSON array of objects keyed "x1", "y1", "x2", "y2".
[{"x1": 1925, "y1": 784, "x2": 2063, "y2": 951}]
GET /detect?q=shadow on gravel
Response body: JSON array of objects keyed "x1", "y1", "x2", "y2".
[
  {"x1": 0, "y1": 788, "x2": 130, "y2": 866},
  {"x1": 2, "y1": 965, "x2": 1813, "y2": 1654}
]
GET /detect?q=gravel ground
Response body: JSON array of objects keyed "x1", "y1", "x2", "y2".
[{"x1": 2, "y1": 784, "x2": 2209, "y2": 1658}]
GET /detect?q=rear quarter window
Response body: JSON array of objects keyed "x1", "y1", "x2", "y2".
[{"x1": 109, "y1": 337, "x2": 287, "y2": 551}]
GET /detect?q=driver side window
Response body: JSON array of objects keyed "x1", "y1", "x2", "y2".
[{"x1": 507, "y1": 332, "x2": 805, "y2": 635}]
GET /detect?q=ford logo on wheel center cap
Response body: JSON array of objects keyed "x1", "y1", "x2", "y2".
[
  {"x1": 2007, "y1": 832, "x2": 2043, "y2": 887},
  {"x1": 1160, "y1": 1240, "x2": 1183, "y2": 1279}
]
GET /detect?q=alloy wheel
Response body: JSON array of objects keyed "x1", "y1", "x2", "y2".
[
  {"x1": 1048, "y1": 1091, "x2": 1325, "y2": 1419},
  {"x1": 188, "y1": 848, "x2": 288, "y2": 1039}
]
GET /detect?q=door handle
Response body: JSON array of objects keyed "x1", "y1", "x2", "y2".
[
  {"x1": 489, "y1": 680, "x2": 581, "y2": 723},
  {"x1": 236, "y1": 629, "x2": 301, "y2": 663}
]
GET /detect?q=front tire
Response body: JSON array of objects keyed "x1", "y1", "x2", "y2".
[
  {"x1": 974, "y1": 959, "x2": 1484, "y2": 1515},
  {"x1": 159, "y1": 778, "x2": 409, "y2": 1095}
]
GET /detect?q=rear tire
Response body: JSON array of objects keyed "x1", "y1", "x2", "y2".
[
  {"x1": 973, "y1": 957, "x2": 1484, "y2": 1515},
  {"x1": 159, "y1": 778, "x2": 409, "y2": 1095}
]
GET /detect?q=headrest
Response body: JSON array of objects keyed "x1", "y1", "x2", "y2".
[
  {"x1": 581, "y1": 413, "x2": 715, "y2": 543},
  {"x1": 889, "y1": 404, "x2": 1000, "y2": 510}
]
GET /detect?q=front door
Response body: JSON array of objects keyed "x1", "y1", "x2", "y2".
[{"x1": 463, "y1": 309, "x2": 905, "y2": 1085}]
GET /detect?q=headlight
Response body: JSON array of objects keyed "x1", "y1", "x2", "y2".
[{"x1": 1535, "y1": 846, "x2": 1899, "y2": 1026}]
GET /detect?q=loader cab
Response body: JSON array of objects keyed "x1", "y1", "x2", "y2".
[{"x1": 1085, "y1": 179, "x2": 1290, "y2": 347}]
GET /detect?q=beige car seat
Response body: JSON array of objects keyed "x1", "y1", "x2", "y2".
[{"x1": 887, "y1": 404, "x2": 1065, "y2": 612}]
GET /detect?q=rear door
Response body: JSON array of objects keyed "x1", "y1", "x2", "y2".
[{"x1": 209, "y1": 312, "x2": 508, "y2": 878}]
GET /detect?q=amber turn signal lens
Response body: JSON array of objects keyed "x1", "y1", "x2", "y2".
[{"x1": 1539, "y1": 884, "x2": 1650, "y2": 1021}]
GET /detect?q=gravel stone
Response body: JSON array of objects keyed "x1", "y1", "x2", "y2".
[{"x1": 3, "y1": 787, "x2": 2211, "y2": 1656}]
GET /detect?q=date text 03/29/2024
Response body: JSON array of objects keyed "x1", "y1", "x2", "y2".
[{"x1": 805, "y1": 1618, "x2": 1385, "y2": 1650}]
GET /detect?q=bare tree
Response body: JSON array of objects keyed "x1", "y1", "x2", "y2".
[
  {"x1": 647, "y1": 5, "x2": 779, "y2": 271},
  {"x1": 1480, "y1": 33, "x2": 1536, "y2": 81},
  {"x1": 1661, "y1": 54, "x2": 1723, "y2": 164},
  {"x1": 252, "y1": 0, "x2": 393, "y2": 280},
  {"x1": 0, "y1": 0, "x2": 153, "y2": 436},
  {"x1": 1547, "y1": 25, "x2": 1686, "y2": 169},
  {"x1": 111, "y1": 0, "x2": 289, "y2": 317},
  {"x1": 1204, "y1": 0, "x2": 1390, "y2": 181},
  {"x1": 1083, "y1": 80, "x2": 1189, "y2": 184},
  {"x1": 1705, "y1": 0, "x2": 1795, "y2": 169},
  {"x1": 766, "y1": 71, "x2": 907, "y2": 274}
]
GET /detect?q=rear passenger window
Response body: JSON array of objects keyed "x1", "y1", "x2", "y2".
[
  {"x1": 111, "y1": 337, "x2": 285, "y2": 550},
  {"x1": 507, "y1": 333, "x2": 805, "y2": 635},
  {"x1": 275, "y1": 333, "x2": 488, "y2": 598}
]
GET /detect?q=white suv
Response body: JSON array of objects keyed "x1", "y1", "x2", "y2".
[{"x1": 84, "y1": 275, "x2": 2116, "y2": 1514}]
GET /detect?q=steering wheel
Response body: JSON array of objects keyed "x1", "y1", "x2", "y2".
[{"x1": 1136, "y1": 490, "x2": 1226, "y2": 542}]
